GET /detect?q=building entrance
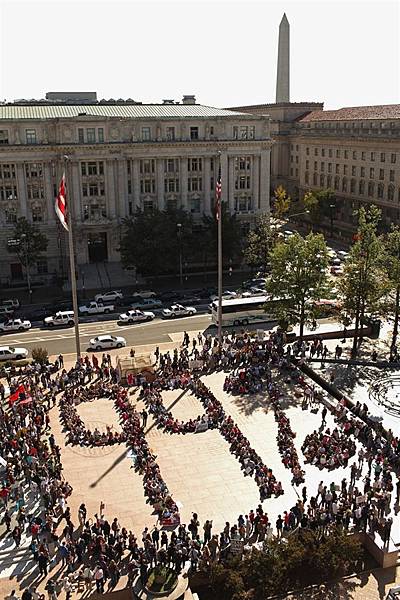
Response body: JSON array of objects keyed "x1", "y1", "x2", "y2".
[{"x1": 88, "y1": 232, "x2": 108, "y2": 263}]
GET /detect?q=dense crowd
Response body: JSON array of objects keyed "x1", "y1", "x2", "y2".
[{"x1": 1, "y1": 329, "x2": 400, "y2": 599}]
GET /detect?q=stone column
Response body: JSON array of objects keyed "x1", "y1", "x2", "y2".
[
  {"x1": 220, "y1": 152, "x2": 228, "y2": 213},
  {"x1": 117, "y1": 159, "x2": 128, "y2": 218},
  {"x1": 132, "y1": 159, "x2": 140, "y2": 210},
  {"x1": 71, "y1": 161, "x2": 81, "y2": 221},
  {"x1": 106, "y1": 159, "x2": 116, "y2": 219},
  {"x1": 252, "y1": 155, "x2": 259, "y2": 212},
  {"x1": 203, "y1": 156, "x2": 211, "y2": 214},
  {"x1": 180, "y1": 157, "x2": 188, "y2": 210},
  {"x1": 259, "y1": 149, "x2": 271, "y2": 214},
  {"x1": 228, "y1": 155, "x2": 235, "y2": 213},
  {"x1": 16, "y1": 163, "x2": 27, "y2": 217},
  {"x1": 43, "y1": 162, "x2": 55, "y2": 223},
  {"x1": 157, "y1": 159, "x2": 164, "y2": 210}
]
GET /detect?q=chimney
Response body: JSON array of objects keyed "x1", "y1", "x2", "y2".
[{"x1": 182, "y1": 95, "x2": 196, "y2": 105}]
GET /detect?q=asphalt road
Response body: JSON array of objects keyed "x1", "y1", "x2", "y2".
[{"x1": 0, "y1": 313, "x2": 213, "y2": 358}]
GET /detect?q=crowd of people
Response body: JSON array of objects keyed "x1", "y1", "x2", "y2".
[
  {"x1": 1, "y1": 328, "x2": 400, "y2": 599},
  {"x1": 302, "y1": 426, "x2": 356, "y2": 470}
]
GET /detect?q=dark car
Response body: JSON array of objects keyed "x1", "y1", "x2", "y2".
[
  {"x1": 179, "y1": 295, "x2": 202, "y2": 306},
  {"x1": 159, "y1": 291, "x2": 182, "y2": 302},
  {"x1": 15, "y1": 307, "x2": 51, "y2": 323}
]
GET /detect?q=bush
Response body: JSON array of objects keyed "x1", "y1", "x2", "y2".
[
  {"x1": 204, "y1": 528, "x2": 362, "y2": 599},
  {"x1": 31, "y1": 346, "x2": 49, "y2": 365}
]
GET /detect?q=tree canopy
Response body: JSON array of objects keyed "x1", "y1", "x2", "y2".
[
  {"x1": 338, "y1": 205, "x2": 388, "y2": 357},
  {"x1": 273, "y1": 185, "x2": 291, "y2": 219},
  {"x1": 265, "y1": 232, "x2": 330, "y2": 338},
  {"x1": 243, "y1": 214, "x2": 277, "y2": 273},
  {"x1": 119, "y1": 205, "x2": 243, "y2": 277},
  {"x1": 10, "y1": 217, "x2": 48, "y2": 268},
  {"x1": 382, "y1": 225, "x2": 400, "y2": 352}
]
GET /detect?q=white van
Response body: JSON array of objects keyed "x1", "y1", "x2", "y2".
[{"x1": 44, "y1": 311, "x2": 75, "y2": 327}]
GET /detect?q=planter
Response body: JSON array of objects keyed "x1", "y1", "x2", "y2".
[{"x1": 145, "y1": 566, "x2": 178, "y2": 596}]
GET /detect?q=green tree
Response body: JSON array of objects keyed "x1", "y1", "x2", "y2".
[
  {"x1": 338, "y1": 205, "x2": 388, "y2": 357},
  {"x1": 201, "y1": 203, "x2": 242, "y2": 267},
  {"x1": 10, "y1": 217, "x2": 48, "y2": 269},
  {"x1": 302, "y1": 188, "x2": 335, "y2": 228},
  {"x1": 273, "y1": 185, "x2": 291, "y2": 219},
  {"x1": 119, "y1": 208, "x2": 193, "y2": 276},
  {"x1": 243, "y1": 214, "x2": 277, "y2": 273},
  {"x1": 382, "y1": 225, "x2": 400, "y2": 353},
  {"x1": 265, "y1": 232, "x2": 330, "y2": 339}
]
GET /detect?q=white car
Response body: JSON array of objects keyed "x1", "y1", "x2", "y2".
[
  {"x1": 119, "y1": 310, "x2": 155, "y2": 324},
  {"x1": 242, "y1": 288, "x2": 267, "y2": 298},
  {"x1": 130, "y1": 298, "x2": 163, "y2": 310},
  {"x1": 161, "y1": 304, "x2": 197, "y2": 319},
  {"x1": 94, "y1": 290, "x2": 123, "y2": 303},
  {"x1": 89, "y1": 335, "x2": 127, "y2": 351},
  {"x1": 0, "y1": 319, "x2": 31, "y2": 333},
  {"x1": 0, "y1": 306, "x2": 14, "y2": 317},
  {"x1": 131, "y1": 290, "x2": 156, "y2": 299},
  {"x1": 44, "y1": 311, "x2": 75, "y2": 327},
  {"x1": 0, "y1": 346, "x2": 28, "y2": 361},
  {"x1": 210, "y1": 291, "x2": 237, "y2": 302}
]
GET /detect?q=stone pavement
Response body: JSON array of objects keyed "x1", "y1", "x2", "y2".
[{"x1": 1, "y1": 324, "x2": 400, "y2": 600}]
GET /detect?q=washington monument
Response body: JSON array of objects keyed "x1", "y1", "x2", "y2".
[{"x1": 276, "y1": 13, "x2": 290, "y2": 103}]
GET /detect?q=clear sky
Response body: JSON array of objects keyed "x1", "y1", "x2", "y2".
[{"x1": 0, "y1": 0, "x2": 398, "y2": 109}]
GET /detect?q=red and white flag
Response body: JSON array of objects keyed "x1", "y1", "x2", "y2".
[{"x1": 55, "y1": 172, "x2": 69, "y2": 231}]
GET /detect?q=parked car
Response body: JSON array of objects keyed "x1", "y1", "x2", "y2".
[
  {"x1": 0, "y1": 298, "x2": 20, "y2": 309},
  {"x1": 130, "y1": 298, "x2": 163, "y2": 310},
  {"x1": 79, "y1": 301, "x2": 115, "y2": 315},
  {"x1": 17, "y1": 307, "x2": 50, "y2": 323},
  {"x1": 131, "y1": 290, "x2": 156, "y2": 299},
  {"x1": 89, "y1": 335, "x2": 126, "y2": 351},
  {"x1": 0, "y1": 346, "x2": 29, "y2": 361},
  {"x1": 158, "y1": 291, "x2": 183, "y2": 302},
  {"x1": 162, "y1": 304, "x2": 197, "y2": 319},
  {"x1": 210, "y1": 291, "x2": 237, "y2": 301},
  {"x1": 44, "y1": 311, "x2": 75, "y2": 327},
  {"x1": 331, "y1": 265, "x2": 344, "y2": 276},
  {"x1": 0, "y1": 306, "x2": 15, "y2": 317},
  {"x1": 0, "y1": 318, "x2": 31, "y2": 333},
  {"x1": 242, "y1": 287, "x2": 267, "y2": 297},
  {"x1": 179, "y1": 295, "x2": 202, "y2": 306},
  {"x1": 94, "y1": 290, "x2": 123, "y2": 303},
  {"x1": 118, "y1": 310, "x2": 155, "y2": 324}
]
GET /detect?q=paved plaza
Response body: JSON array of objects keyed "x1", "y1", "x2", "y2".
[{"x1": 2, "y1": 323, "x2": 400, "y2": 599}]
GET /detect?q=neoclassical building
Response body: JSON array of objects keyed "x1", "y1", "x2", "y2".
[
  {"x1": 230, "y1": 102, "x2": 400, "y2": 239},
  {"x1": 0, "y1": 96, "x2": 272, "y2": 284}
]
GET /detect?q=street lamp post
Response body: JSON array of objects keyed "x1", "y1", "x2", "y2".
[
  {"x1": 20, "y1": 234, "x2": 32, "y2": 303},
  {"x1": 177, "y1": 223, "x2": 183, "y2": 286},
  {"x1": 329, "y1": 203, "x2": 336, "y2": 238}
]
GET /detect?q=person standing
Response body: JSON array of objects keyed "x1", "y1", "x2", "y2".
[{"x1": 94, "y1": 565, "x2": 104, "y2": 594}]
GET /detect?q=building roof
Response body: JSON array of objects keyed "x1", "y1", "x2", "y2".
[
  {"x1": 226, "y1": 102, "x2": 324, "y2": 111},
  {"x1": 0, "y1": 103, "x2": 250, "y2": 121},
  {"x1": 299, "y1": 104, "x2": 400, "y2": 122}
]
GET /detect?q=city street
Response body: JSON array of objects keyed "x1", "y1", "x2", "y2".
[{"x1": 0, "y1": 313, "x2": 212, "y2": 357}]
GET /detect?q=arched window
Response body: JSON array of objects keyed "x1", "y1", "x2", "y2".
[
  {"x1": 359, "y1": 180, "x2": 365, "y2": 195},
  {"x1": 327, "y1": 175, "x2": 332, "y2": 188},
  {"x1": 368, "y1": 182, "x2": 375, "y2": 197},
  {"x1": 305, "y1": 171, "x2": 309, "y2": 185},
  {"x1": 320, "y1": 174, "x2": 325, "y2": 186},
  {"x1": 350, "y1": 179, "x2": 356, "y2": 194},
  {"x1": 388, "y1": 184, "x2": 395, "y2": 201},
  {"x1": 342, "y1": 178, "x2": 348, "y2": 192},
  {"x1": 313, "y1": 172, "x2": 318, "y2": 186},
  {"x1": 377, "y1": 183, "x2": 384, "y2": 199},
  {"x1": 334, "y1": 176, "x2": 340, "y2": 190}
]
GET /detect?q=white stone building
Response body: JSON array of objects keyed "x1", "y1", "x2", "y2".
[{"x1": 0, "y1": 97, "x2": 272, "y2": 285}]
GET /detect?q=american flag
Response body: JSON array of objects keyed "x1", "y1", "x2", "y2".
[
  {"x1": 55, "y1": 172, "x2": 69, "y2": 231},
  {"x1": 215, "y1": 164, "x2": 222, "y2": 221}
]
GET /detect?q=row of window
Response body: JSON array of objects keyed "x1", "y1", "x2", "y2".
[
  {"x1": 0, "y1": 122, "x2": 260, "y2": 146},
  {"x1": 303, "y1": 147, "x2": 396, "y2": 163},
  {"x1": 304, "y1": 172, "x2": 400, "y2": 202},
  {"x1": 307, "y1": 161, "x2": 396, "y2": 181}
]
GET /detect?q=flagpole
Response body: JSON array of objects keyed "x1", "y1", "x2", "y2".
[
  {"x1": 64, "y1": 156, "x2": 81, "y2": 360},
  {"x1": 217, "y1": 151, "x2": 223, "y2": 346}
]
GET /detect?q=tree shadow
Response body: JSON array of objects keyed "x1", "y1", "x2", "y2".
[{"x1": 286, "y1": 578, "x2": 358, "y2": 599}]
